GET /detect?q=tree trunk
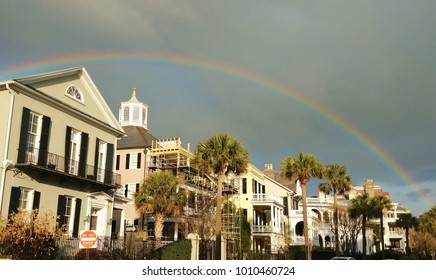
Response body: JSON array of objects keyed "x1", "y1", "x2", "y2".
[
  {"x1": 362, "y1": 214, "x2": 367, "y2": 259},
  {"x1": 405, "y1": 227, "x2": 410, "y2": 256},
  {"x1": 154, "y1": 213, "x2": 165, "y2": 249},
  {"x1": 215, "y1": 173, "x2": 224, "y2": 260},
  {"x1": 302, "y1": 183, "x2": 311, "y2": 260},
  {"x1": 380, "y1": 213, "x2": 385, "y2": 259},
  {"x1": 334, "y1": 192, "x2": 339, "y2": 256}
]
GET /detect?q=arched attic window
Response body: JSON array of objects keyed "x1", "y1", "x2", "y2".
[{"x1": 66, "y1": 85, "x2": 84, "y2": 103}]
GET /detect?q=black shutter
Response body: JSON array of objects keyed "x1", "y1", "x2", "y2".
[
  {"x1": 78, "y1": 132, "x2": 89, "y2": 177},
  {"x1": 56, "y1": 195, "x2": 66, "y2": 227},
  {"x1": 64, "y1": 127, "x2": 72, "y2": 172},
  {"x1": 33, "y1": 191, "x2": 41, "y2": 211},
  {"x1": 124, "y1": 184, "x2": 128, "y2": 198},
  {"x1": 8, "y1": 187, "x2": 21, "y2": 214},
  {"x1": 242, "y1": 178, "x2": 247, "y2": 194},
  {"x1": 37, "y1": 116, "x2": 51, "y2": 167},
  {"x1": 72, "y1": 198, "x2": 81, "y2": 238},
  {"x1": 283, "y1": 197, "x2": 288, "y2": 216},
  {"x1": 116, "y1": 155, "x2": 120, "y2": 170},
  {"x1": 137, "y1": 153, "x2": 141, "y2": 169},
  {"x1": 94, "y1": 138, "x2": 100, "y2": 178},
  {"x1": 125, "y1": 154, "x2": 130, "y2": 169},
  {"x1": 17, "y1": 108, "x2": 31, "y2": 163},
  {"x1": 104, "y1": 143, "x2": 114, "y2": 184}
]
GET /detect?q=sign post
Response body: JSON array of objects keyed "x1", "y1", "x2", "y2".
[{"x1": 79, "y1": 230, "x2": 98, "y2": 260}]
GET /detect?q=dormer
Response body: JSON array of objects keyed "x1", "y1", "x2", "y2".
[{"x1": 118, "y1": 88, "x2": 149, "y2": 130}]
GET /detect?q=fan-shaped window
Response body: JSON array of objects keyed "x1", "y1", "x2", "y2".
[{"x1": 66, "y1": 85, "x2": 84, "y2": 103}]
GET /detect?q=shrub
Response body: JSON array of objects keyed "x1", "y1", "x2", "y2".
[
  {"x1": 0, "y1": 209, "x2": 64, "y2": 259},
  {"x1": 146, "y1": 239, "x2": 191, "y2": 260}
]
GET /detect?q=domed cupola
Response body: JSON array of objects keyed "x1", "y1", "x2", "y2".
[{"x1": 118, "y1": 87, "x2": 149, "y2": 130}]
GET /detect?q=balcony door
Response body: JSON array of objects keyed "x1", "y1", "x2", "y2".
[
  {"x1": 96, "y1": 141, "x2": 107, "y2": 182},
  {"x1": 26, "y1": 111, "x2": 42, "y2": 163},
  {"x1": 68, "y1": 129, "x2": 81, "y2": 175}
]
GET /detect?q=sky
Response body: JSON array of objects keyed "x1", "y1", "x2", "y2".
[{"x1": 0, "y1": 0, "x2": 435, "y2": 217}]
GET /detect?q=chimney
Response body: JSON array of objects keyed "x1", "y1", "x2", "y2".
[
  {"x1": 364, "y1": 179, "x2": 375, "y2": 198},
  {"x1": 263, "y1": 163, "x2": 275, "y2": 178}
]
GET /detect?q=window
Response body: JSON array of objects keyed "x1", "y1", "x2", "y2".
[
  {"x1": 94, "y1": 139, "x2": 114, "y2": 184},
  {"x1": 125, "y1": 183, "x2": 140, "y2": 200},
  {"x1": 64, "y1": 197, "x2": 73, "y2": 233},
  {"x1": 8, "y1": 186, "x2": 41, "y2": 214},
  {"x1": 18, "y1": 108, "x2": 51, "y2": 167},
  {"x1": 142, "y1": 109, "x2": 147, "y2": 125},
  {"x1": 242, "y1": 178, "x2": 247, "y2": 194},
  {"x1": 19, "y1": 189, "x2": 30, "y2": 210},
  {"x1": 68, "y1": 129, "x2": 81, "y2": 175},
  {"x1": 66, "y1": 85, "x2": 84, "y2": 103},
  {"x1": 116, "y1": 155, "x2": 120, "y2": 170},
  {"x1": 96, "y1": 141, "x2": 107, "y2": 182},
  {"x1": 65, "y1": 127, "x2": 89, "y2": 177},
  {"x1": 123, "y1": 107, "x2": 129, "y2": 122},
  {"x1": 27, "y1": 111, "x2": 42, "y2": 161},
  {"x1": 90, "y1": 207, "x2": 99, "y2": 230},
  {"x1": 57, "y1": 195, "x2": 81, "y2": 237},
  {"x1": 130, "y1": 153, "x2": 138, "y2": 169},
  {"x1": 133, "y1": 106, "x2": 140, "y2": 122},
  {"x1": 126, "y1": 153, "x2": 141, "y2": 169}
]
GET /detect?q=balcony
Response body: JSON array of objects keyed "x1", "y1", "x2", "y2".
[
  {"x1": 16, "y1": 146, "x2": 121, "y2": 190},
  {"x1": 388, "y1": 229, "x2": 404, "y2": 239},
  {"x1": 252, "y1": 193, "x2": 283, "y2": 205},
  {"x1": 252, "y1": 224, "x2": 283, "y2": 234}
]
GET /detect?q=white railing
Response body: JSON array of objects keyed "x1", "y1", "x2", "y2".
[
  {"x1": 252, "y1": 193, "x2": 282, "y2": 204},
  {"x1": 289, "y1": 210, "x2": 319, "y2": 219},
  {"x1": 388, "y1": 229, "x2": 404, "y2": 238},
  {"x1": 293, "y1": 236, "x2": 305, "y2": 245},
  {"x1": 306, "y1": 197, "x2": 333, "y2": 205},
  {"x1": 252, "y1": 224, "x2": 282, "y2": 234}
]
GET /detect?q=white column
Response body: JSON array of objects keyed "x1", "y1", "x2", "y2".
[
  {"x1": 270, "y1": 205, "x2": 274, "y2": 228},
  {"x1": 119, "y1": 209, "x2": 126, "y2": 238},
  {"x1": 174, "y1": 222, "x2": 179, "y2": 241}
]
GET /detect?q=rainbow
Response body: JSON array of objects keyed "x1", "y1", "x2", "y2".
[{"x1": 0, "y1": 52, "x2": 433, "y2": 209}]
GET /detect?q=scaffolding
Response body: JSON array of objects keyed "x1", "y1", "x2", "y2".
[
  {"x1": 148, "y1": 137, "x2": 242, "y2": 259},
  {"x1": 222, "y1": 177, "x2": 241, "y2": 259}
]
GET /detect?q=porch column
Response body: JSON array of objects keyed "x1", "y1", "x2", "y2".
[
  {"x1": 174, "y1": 222, "x2": 179, "y2": 241},
  {"x1": 270, "y1": 205, "x2": 275, "y2": 228},
  {"x1": 119, "y1": 209, "x2": 126, "y2": 238}
]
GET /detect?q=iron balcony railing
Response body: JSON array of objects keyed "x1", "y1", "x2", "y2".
[{"x1": 17, "y1": 146, "x2": 121, "y2": 188}]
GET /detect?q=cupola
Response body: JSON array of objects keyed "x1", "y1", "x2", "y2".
[{"x1": 118, "y1": 88, "x2": 149, "y2": 130}]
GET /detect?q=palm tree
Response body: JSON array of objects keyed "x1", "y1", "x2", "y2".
[
  {"x1": 396, "y1": 213, "x2": 418, "y2": 256},
  {"x1": 318, "y1": 163, "x2": 352, "y2": 256},
  {"x1": 370, "y1": 195, "x2": 392, "y2": 258},
  {"x1": 193, "y1": 134, "x2": 249, "y2": 260},
  {"x1": 134, "y1": 170, "x2": 187, "y2": 249},
  {"x1": 418, "y1": 207, "x2": 436, "y2": 257},
  {"x1": 349, "y1": 193, "x2": 372, "y2": 259},
  {"x1": 280, "y1": 152, "x2": 323, "y2": 260}
]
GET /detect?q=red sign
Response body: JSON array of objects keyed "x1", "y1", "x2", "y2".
[{"x1": 79, "y1": 230, "x2": 98, "y2": 249}]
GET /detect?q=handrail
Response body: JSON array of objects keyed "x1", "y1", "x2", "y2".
[{"x1": 17, "y1": 146, "x2": 121, "y2": 187}]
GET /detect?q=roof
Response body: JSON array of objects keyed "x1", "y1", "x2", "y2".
[
  {"x1": 263, "y1": 170, "x2": 296, "y2": 193},
  {"x1": 2, "y1": 66, "x2": 125, "y2": 137},
  {"x1": 117, "y1": 126, "x2": 158, "y2": 149}
]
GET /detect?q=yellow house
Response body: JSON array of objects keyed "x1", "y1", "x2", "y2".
[{"x1": 0, "y1": 67, "x2": 125, "y2": 239}]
